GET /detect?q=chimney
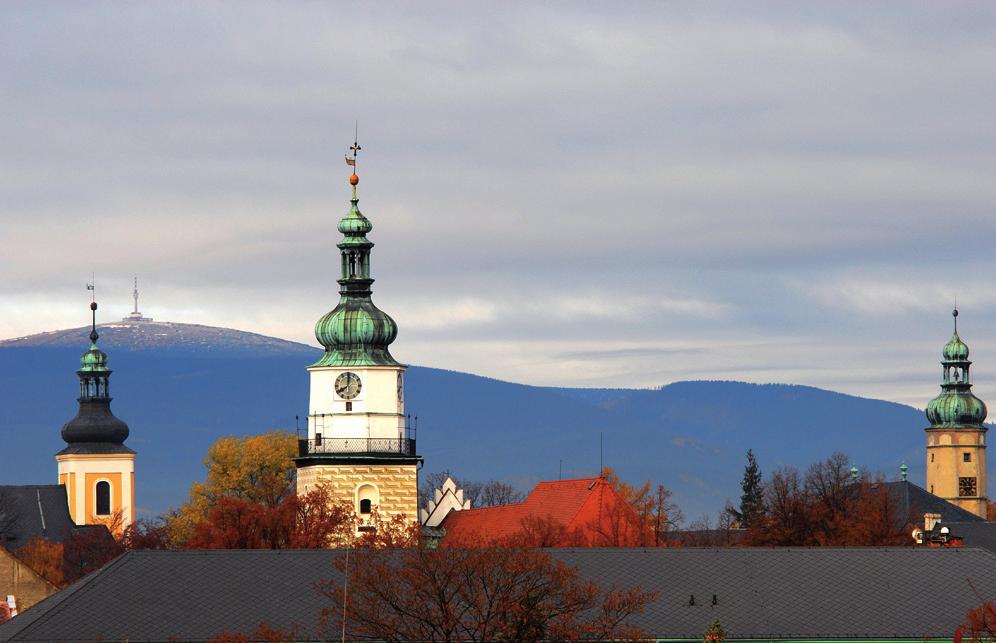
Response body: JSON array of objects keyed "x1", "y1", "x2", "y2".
[
  {"x1": 924, "y1": 512, "x2": 941, "y2": 532},
  {"x1": 5, "y1": 595, "x2": 17, "y2": 618}
]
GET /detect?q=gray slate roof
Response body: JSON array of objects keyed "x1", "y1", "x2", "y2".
[
  {"x1": 0, "y1": 485, "x2": 77, "y2": 551},
  {"x1": 882, "y1": 480, "x2": 985, "y2": 523},
  {"x1": 946, "y1": 521, "x2": 996, "y2": 553},
  {"x1": 0, "y1": 547, "x2": 993, "y2": 642}
]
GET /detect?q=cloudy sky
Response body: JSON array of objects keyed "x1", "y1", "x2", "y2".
[{"x1": 3, "y1": 2, "x2": 996, "y2": 408}]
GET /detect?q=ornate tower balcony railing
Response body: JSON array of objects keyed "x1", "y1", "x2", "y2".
[{"x1": 297, "y1": 413, "x2": 417, "y2": 458}]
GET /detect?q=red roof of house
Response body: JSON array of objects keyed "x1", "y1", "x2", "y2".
[{"x1": 440, "y1": 477, "x2": 642, "y2": 545}]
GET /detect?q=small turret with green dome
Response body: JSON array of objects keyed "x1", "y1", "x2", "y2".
[
  {"x1": 312, "y1": 155, "x2": 400, "y2": 368},
  {"x1": 925, "y1": 309, "x2": 987, "y2": 428},
  {"x1": 79, "y1": 303, "x2": 109, "y2": 377}
]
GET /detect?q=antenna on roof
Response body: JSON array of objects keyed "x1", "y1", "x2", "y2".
[
  {"x1": 599, "y1": 432, "x2": 604, "y2": 476},
  {"x1": 559, "y1": 459, "x2": 563, "y2": 481}
]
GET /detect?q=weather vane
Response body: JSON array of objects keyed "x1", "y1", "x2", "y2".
[
  {"x1": 87, "y1": 274, "x2": 95, "y2": 303},
  {"x1": 345, "y1": 121, "x2": 361, "y2": 170}
]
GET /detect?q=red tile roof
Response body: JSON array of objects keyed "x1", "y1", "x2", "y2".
[{"x1": 441, "y1": 477, "x2": 643, "y2": 546}]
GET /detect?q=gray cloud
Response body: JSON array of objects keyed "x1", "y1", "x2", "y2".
[{"x1": 3, "y1": 1, "x2": 996, "y2": 410}]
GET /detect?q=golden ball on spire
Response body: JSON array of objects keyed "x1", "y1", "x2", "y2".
[{"x1": 349, "y1": 173, "x2": 359, "y2": 186}]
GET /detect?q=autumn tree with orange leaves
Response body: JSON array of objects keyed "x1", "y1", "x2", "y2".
[
  {"x1": 960, "y1": 601, "x2": 996, "y2": 643},
  {"x1": 186, "y1": 486, "x2": 356, "y2": 550},
  {"x1": 744, "y1": 452, "x2": 913, "y2": 546},
  {"x1": 600, "y1": 466, "x2": 683, "y2": 546},
  {"x1": 320, "y1": 543, "x2": 657, "y2": 642}
]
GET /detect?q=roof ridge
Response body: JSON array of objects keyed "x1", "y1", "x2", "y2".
[
  {"x1": 535, "y1": 476, "x2": 599, "y2": 485},
  {"x1": 563, "y1": 477, "x2": 607, "y2": 529}
]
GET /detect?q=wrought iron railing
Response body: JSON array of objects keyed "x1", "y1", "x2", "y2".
[
  {"x1": 297, "y1": 436, "x2": 417, "y2": 457},
  {"x1": 304, "y1": 413, "x2": 418, "y2": 434},
  {"x1": 296, "y1": 413, "x2": 417, "y2": 457}
]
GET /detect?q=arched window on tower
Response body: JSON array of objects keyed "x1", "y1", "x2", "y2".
[
  {"x1": 95, "y1": 481, "x2": 111, "y2": 516},
  {"x1": 357, "y1": 484, "x2": 378, "y2": 516}
]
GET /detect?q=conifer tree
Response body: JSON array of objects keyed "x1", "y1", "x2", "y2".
[{"x1": 739, "y1": 449, "x2": 764, "y2": 528}]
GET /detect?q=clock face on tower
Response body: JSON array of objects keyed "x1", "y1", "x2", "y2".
[{"x1": 334, "y1": 372, "x2": 362, "y2": 399}]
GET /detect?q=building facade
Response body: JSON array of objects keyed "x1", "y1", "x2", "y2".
[
  {"x1": 294, "y1": 162, "x2": 420, "y2": 529},
  {"x1": 55, "y1": 302, "x2": 136, "y2": 530},
  {"x1": 924, "y1": 309, "x2": 988, "y2": 518}
]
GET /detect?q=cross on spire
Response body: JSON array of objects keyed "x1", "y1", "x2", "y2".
[{"x1": 345, "y1": 122, "x2": 361, "y2": 170}]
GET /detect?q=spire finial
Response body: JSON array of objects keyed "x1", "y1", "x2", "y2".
[
  {"x1": 345, "y1": 122, "x2": 361, "y2": 198},
  {"x1": 900, "y1": 462, "x2": 908, "y2": 481},
  {"x1": 86, "y1": 280, "x2": 98, "y2": 343},
  {"x1": 133, "y1": 276, "x2": 140, "y2": 315},
  {"x1": 953, "y1": 305, "x2": 959, "y2": 334}
]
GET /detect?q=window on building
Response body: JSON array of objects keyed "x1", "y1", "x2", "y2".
[
  {"x1": 959, "y1": 477, "x2": 977, "y2": 497},
  {"x1": 357, "y1": 484, "x2": 377, "y2": 516},
  {"x1": 345, "y1": 401, "x2": 353, "y2": 412},
  {"x1": 95, "y1": 481, "x2": 111, "y2": 516},
  {"x1": 964, "y1": 452, "x2": 972, "y2": 462},
  {"x1": 931, "y1": 453, "x2": 934, "y2": 463}
]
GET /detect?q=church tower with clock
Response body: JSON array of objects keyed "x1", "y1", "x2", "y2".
[
  {"x1": 924, "y1": 309, "x2": 989, "y2": 518},
  {"x1": 294, "y1": 145, "x2": 420, "y2": 530}
]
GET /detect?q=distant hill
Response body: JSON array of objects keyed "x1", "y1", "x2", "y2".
[
  {"x1": 0, "y1": 321, "x2": 958, "y2": 522},
  {"x1": 1, "y1": 320, "x2": 316, "y2": 356}
]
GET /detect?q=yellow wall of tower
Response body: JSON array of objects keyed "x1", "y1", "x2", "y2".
[
  {"x1": 297, "y1": 463, "x2": 418, "y2": 527},
  {"x1": 925, "y1": 428, "x2": 988, "y2": 518},
  {"x1": 56, "y1": 453, "x2": 135, "y2": 530}
]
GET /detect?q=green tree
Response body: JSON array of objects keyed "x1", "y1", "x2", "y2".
[{"x1": 739, "y1": 449, "x2": 764, "y2": 528}]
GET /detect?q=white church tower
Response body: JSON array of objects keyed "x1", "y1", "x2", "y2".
[{"x1": 295, "y1": 141, "x2": 420, "y2": 530}]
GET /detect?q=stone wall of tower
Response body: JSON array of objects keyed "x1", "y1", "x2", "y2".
[
  {"x1": 297, "y1": 463, "x2": 418, "y2": 527},
  {"x1": 926, "y1": 428, "x2": 988, "y2": 518}
]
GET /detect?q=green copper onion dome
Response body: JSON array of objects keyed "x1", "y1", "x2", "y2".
[
  {"x1": 337, "y1": 199, "x2": 373, "y2": 236},
  {"x1": 925, "y1": 309, "x2": 987, "y2": 428},
  {"x1": 312, "y1": 169, "x2": 400, "y2": 368},
  {"x1": 80, "y1": 328, "x2": 108, "y2": 372},
  {"x1": 942, "y1": 330, "x2": 970, "y2": 362}
]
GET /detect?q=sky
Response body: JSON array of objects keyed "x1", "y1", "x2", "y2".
[{"x1": 3, "y1": 1, "x2": 996, "y2": 409}]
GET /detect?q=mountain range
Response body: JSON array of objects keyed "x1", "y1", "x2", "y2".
[{"x1": 0, "y1": 320, "x2": 958, "y2": 522}]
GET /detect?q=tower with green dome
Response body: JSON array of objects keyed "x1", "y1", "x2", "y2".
[
  {"x1": 295, "y1": 142, "x2": 420, "y2": 530},
  {"x1": 56, "y1": 300, "x2": 137, "y2": 530},
  {"x1": 924, "y1": 309, "x2": 988, "y2": 518}
]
